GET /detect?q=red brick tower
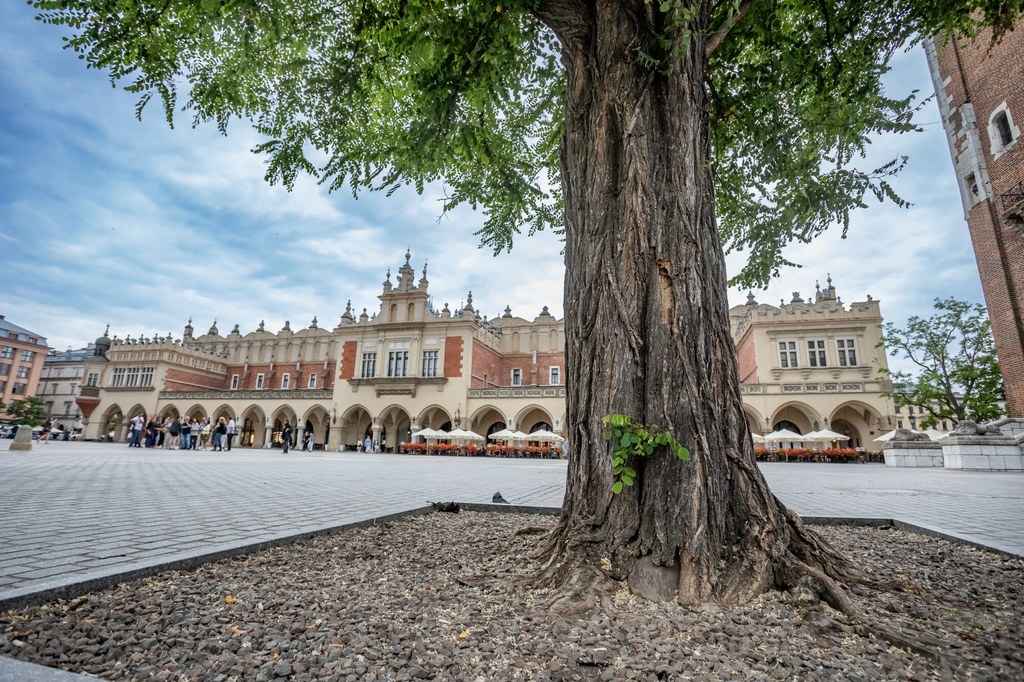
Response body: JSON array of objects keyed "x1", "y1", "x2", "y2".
[{"x1": 925, "y1": 26, "x2": 1024, "y2": 417}]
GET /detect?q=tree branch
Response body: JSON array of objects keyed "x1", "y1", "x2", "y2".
[{"x1": 705, "y1": 0, "x2": 757, "y2": 58}]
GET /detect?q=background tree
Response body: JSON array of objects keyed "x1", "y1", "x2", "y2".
[
  {"x1": 31, "y1": 0, "x2": 1021, "y2": 611},
  {"x1": 881, "y1": 298, "x2": 1005, "y2": 428},
  {"x1": 7, "y1": 396, "x2": 49, "y2": 428}
]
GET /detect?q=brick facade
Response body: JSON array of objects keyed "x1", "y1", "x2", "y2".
[
  {"x1": 444, "y1": 336, "x2": 464, "y2": 379},
  {"x1": 338, "y1": 341, "x2": 357, "y2": 381},
  {"x1": 163, "y1": 368, "x2": 224, "y2": 392},
  {"x1": 927, "y1": 25, "x2": 1024, "y2": 416}
]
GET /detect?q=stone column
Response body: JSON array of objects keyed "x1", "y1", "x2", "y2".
[
  {"x1": 329, "y1": 423, "x2": 344, "y2": 451},
  {"x1": 296, "y1": 425, "x2": 305, "y2": 451},
  {"x1": 372, "y1": 423, "x2": 382, "y2": 453},
  {"x1": 263, "y1": 421, "x2": 274, "y2": 449},
  {"x1": 410, "y1": 418, "x2": 421, "y2": 443}
]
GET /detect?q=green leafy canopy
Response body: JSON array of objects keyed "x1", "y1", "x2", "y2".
[
  {"x1": 879, "y1": 297, "x2": 1006, "y2": 427},
  {"x1": 31, "y1": 0, "x2": 1022, "y2": 286}
]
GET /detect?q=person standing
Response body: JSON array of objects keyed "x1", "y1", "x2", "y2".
[
  {"x1": 282, "y1": 422, "x2": 293, "y2": 453},
  {"x1": 213, "y1": 417, "x2": 227, "y2": 451},
  {"x1": 225, "y1": 416, "x2": 237, "y2": 451},
  {"x1": 128, "y1": 414, "x2": 143, "y2": 448},
  {"x1": 363, "y1": 435, "x2": 372, "y2": 453},
  {"x1": 180, "y1": 418, "x2": 192, "y2": 450}
]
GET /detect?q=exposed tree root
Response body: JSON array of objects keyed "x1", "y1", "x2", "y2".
[{"x1": 774, "y1": 553, "x2": 959, "y2": 670}]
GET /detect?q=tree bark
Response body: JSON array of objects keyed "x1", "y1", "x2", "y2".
[{"x1": 532, "y1": 0, "x2": 857, "y2": 605}]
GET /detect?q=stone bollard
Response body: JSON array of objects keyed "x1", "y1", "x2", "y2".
[{"x1": 9, "y1": 426, "x2": 34, "y2": 451}]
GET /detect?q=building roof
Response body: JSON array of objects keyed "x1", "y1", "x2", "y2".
[{"x1": 0, "y1": 315, "x2": 48, "y2": 347}]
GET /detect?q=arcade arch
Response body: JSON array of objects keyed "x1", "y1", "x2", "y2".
[
  {"x1": 469, "y1": 405, "x2": 506, "y2": 438},
  {"x1": 830, "y1": 402, "x2": 884, "y2": 449},
  {"x1": 515, "y1": 405, "x2": 554, "y2": 436},
  {"x1": 376, "y1": 404, "x2": 412, "y2": 452},
  {"x1": 239, "y1": 405, "x2": 267, "y2": 448},
  {"x1": 339, "y1": 405, "x2": 372, "y2": 450},
  {"x1": 770, "y1": 402, "x2": 821, "y2": 435},
  {"x1": 300, "y1": 405, "x2": 331, "y2": 449}
]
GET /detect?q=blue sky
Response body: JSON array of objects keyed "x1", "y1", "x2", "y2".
[{"x1": 0, "y1": 5, "x2": 984, "y2": 376}]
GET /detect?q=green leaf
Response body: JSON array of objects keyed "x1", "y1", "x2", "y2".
[{"x1": 612, "y1": 481, "x2": 623, "y2": 495}]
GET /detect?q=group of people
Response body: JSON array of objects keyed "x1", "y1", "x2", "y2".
[
  {"x1": 278, "y1": 422, "x2": 316, "y2": 453},
  {"x1": 126, "y1": 414, "x2": 237, "y2": 451}
]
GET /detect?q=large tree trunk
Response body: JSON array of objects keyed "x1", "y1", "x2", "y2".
[{"x1": 532, "y1": 0, "x2": 855, "y2": 605}]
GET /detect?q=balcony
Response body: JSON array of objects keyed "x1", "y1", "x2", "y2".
[{"x1": 1002, "y1": 179, "x2": 1024, "y2": 234}]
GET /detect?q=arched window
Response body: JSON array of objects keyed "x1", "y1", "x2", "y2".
[
  {"x1": 995, "y1": 112, "x2": 1013, "y2": 147},
  {"x1": 988, "y1": 103, "x2": 1018, "y2": 157}
]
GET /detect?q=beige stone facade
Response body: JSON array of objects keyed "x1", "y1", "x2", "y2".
[
  {"x1": 78, "y1": 257, "x2": 894, "y2": 451},
  {"x1": 729, "y1": 278, "x2": 897, "y2": 448}
]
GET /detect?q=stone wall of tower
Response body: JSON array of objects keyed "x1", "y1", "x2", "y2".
[{"x1": 927, "y1": 26, "x2": 1024, "y2": 416}]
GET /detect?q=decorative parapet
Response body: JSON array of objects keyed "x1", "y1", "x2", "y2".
[
  {"x1": 106, "y1": 386, "x2": 156, "y2": 393},
  {"x1": 740, "y1": 382, "x2": 870, "y2": 395},
  {"x1": 468, "y1": 387, "x2": 566, "y2": 399},
  {"x1": 159, "y1": 389, "x2": 333, "y2": 400},
  {"x1": 346, "y1": 376, "x2": 448, "y2": 398}
]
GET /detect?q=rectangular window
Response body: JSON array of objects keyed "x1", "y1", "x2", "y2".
[
  {"x1": 111, "y1": 367, "x2": 126, "y2": 387},
  {"x1": 230, "y1": 374, "x2": 239, "y2": 390},
  {"x1": 0, "y1": 363, "x2": 8, "y2": 376},
  {"x1": 778, "y1": 341, "x2": 798, "y2": 368},
  {"x1": 87, "y1": 372, "x2": 99, "y2": 387},
  {"x1": 255, "y1": 373, "x2": 265, "y2": 389},
  {"x1": 12, "y1": 382, "x2": 26, "y2": 395},
  {"x1": 281, "y1": 373, "x2": 290, "y2": 389},
  {"x1": 387, "y1": 341, "x2": 410, "y2": 377},
  {"x1": 139, "y1": 368, "x2": 154, "y2": 386},
  {"x1": 16, "y1": 366, "x2": 29, "y2": 379},
  {"x1": 20, "y1": 350, "x2": 34, "y2": 363},
  {"x1": 942, "y1": 420, "x2": 948, "y2": 430},
  {"x1": 421, "y1": 350, "x2": 438, "y2": 377},
  {"x1": 837, "y1": 339, "x2": 858, "y2": 366},
  {"x1": 897, "y1": 419, "x2": 904, "y2": 428},
  {"x1": 550, "y1": 366, "x2": 561, "y2": 385},
  {"x1": 0, "y1": 380, "x2": 6, "y2": 393},
  {"x1": 895, "y1": 405, "x2": 902, "y2": 414},
  {"x1": 307, "y1": 373, "x2": 317, "y2": 389},
  {"x1": 361, "y1": 352, "x2": 377, "y2": 378},
  {"x1": 45, "y1": 401, "x2": 54, "y2": 413},
  {"x1": 511, "y1": 368, "x2": 522, "y2": 386},
  {"x1": 125, "y1": 366, "x2": 141, "y2": 386},
  {"x1": 0, "y1": 347, "x2": 12, "y2": 359},
  {"x1": 63, "y1": 401, "x2": 73, "y2": 415},
  {"x1": 70, "y1": 383, "x2": 77, "y2": 394},
  {"x1": 806, "y1": 340, "x2": 826, "y2": 367}
]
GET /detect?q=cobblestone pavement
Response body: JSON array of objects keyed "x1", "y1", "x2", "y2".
[{"x1": 1, "y1": 440, "x2": 1021, "y2": 609}]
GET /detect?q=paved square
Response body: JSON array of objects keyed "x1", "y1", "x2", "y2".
[{"x1": 1, "y1": 440, "x2": 1021, "y2": 609}]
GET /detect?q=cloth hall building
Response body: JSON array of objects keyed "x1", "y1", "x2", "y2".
[{"x1": 76, "y1": 254, "x2": 899, "y2": 450}]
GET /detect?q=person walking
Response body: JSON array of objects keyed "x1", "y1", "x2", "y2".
[
  {"x1": 282, "y1": 422, "x2": 293, "y2": 454},
  {"x1": 128, "y1": 414, "x2": 143, "y2": 448},
  {"x1": 225, "y1": 416, "x2": 237, "y2": 451},
  {"x1": 363, "y1": 435, "x2": 372, "y2": 453},
  {"x1": 180, "y1": 417, "x2": 192, "y2": 450}
]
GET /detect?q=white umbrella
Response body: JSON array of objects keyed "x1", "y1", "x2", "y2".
[
  {"x1": 804, "y1": 429, "x2": 850, "y2": 442},
  {"x1": 750, "y1": 432, "x2": 768, "y2": 443},
  {"x1": 921, "y1": 427, "x2": 950, "y2": 441},
  {"x1": 763, "y1": 428, "x2": 804, "y2": 442},
  {"x1": 411, "y1": 427, "x2": 440, "y2": 439},
  {"x1": 510, "y1": 430, "x2": 531, "y2": 441},
  {"x1": 488, "y1": 428, "x2": 517, "y2": 441},
  {"x1": 457, "y1": 429, "x2": 486, "y2": 441},
  {"x1": 528, "y1": 429, "x2": 564, "y2": 442}
]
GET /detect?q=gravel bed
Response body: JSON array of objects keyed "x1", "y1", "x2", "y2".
[{"x1": 1, "y1": 512, "x2": 1021, "y2": 681}]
